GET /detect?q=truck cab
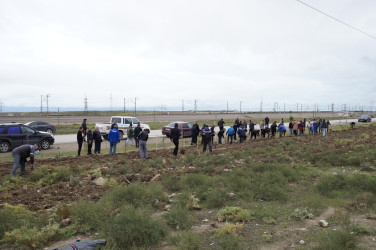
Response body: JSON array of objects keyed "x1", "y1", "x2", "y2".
[{"x1": 96, "y1": 116, "x2": 150, "y2": 139}]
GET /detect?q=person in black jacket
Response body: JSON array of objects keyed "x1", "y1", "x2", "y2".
[
  {"x1": 265, "y1": 117, "x2": 270, "y2": 128},
  {"x1": 270, "y1": 122, "x2": 277, "y2": 138},
  {"x1": 77, "y1": 127, "x2": 84, "y2": 156},
  {"x1": 138, "y1": 128, "x2": 150, "y2": 159},
  {"x1": 191, "y1": 122, "x2": 199, "y2": 145},
  {"x1": 81, "y1": 119, "x2": 87, "y2": 138},
  {"x1": 249, "y1": 120, "x2": 255, "y2": 135},
  {"x1": 170, "y1": 123, "x2": 181, "y2": 156},
  {"x1": 93, "y1": 126, "x2": 102, "y2": 154},
  {"x1": 218, "y1": 119, "x2": 225, "y2": 131},
  {"x1": 201, "y1": 125, "x2": 212, "y2": 153},
  {"x1": 10, "y1": 144, "x2": 39, "y2": 175},
  {"x1": 133, "y1": 123, "x2": 142, "y2": 148},
  {"x1": 86, "y1": 127, "x2": 93, "y2": 155}
]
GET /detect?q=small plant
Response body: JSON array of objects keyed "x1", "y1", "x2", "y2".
[
  {"x1": 313, "y1": 229, "x2": 358, "y2": 250},
  {"x1": 213, "y1": 223, "x2": 244, "y2": 249},
  {"x1": 164, "y1": 204, "x2": 193, "y2": 230},
  {"x1": 290, "y1": 208, "x2": 314, "y2": 221},
  {"x1": 216, "y1": 206, "x2": 251, "y2": 222},
  {"x1": 352, "y1": 224, "x2": 374, "y2": 235},
  {"x1": 187, "y1": 194, "x2": 201, "y2": 210},
  {"x1": 168, "y1": 231, "x2": 201, "y2": 249}
]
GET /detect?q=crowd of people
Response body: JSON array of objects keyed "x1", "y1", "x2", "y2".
[{"x1": 10, "y1": 116, "x2": 332, "y2": 175}]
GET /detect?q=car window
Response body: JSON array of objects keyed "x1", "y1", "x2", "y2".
[
  {"x1": 21, "y1": 126, "x2": 35, "y2": 135},
  {"x1": 187, "y1": 123, "x2": 193, "y2": 128},
  {"x1": 132, "y1": 118, "x2": 139, "y2": 125},
  {"x1": 7, "y1": 126, "x2": 21, "y2": 134},
  {"x1": 0, "y1": 127, "x2": 4, "y2": 134},
  {"x1": 111, "y1": 118, "x2": 121, "y2": 124},
  {"x1": 182, "y1": 123, "x2": 189, "y2": 128},
  {"x1": 28, "y1": 122, "x2": 37, "y2": 126},
  {"x1": 168, "y1": 123, "x2": 175, "y2": 127},
  {"x1": 124, "y1": 118, "x2": 132, "y2": 124},
  {"x1": 37, "y1": 122, "x2": 47, "y2": 125}
]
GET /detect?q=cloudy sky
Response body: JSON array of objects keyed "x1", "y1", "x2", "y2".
[{"x1": 1, "y1": 0, "x2": 375, "y2": 111}]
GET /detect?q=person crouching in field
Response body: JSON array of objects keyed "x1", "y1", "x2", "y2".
[
  {"x1": 270, "y1": 122, "x2": 277, "y2": 138},
  {"x1": 10, "y1": 144, "x2": 40, "y2": 175},
  {"x1": 217, "y1": 128, "x2": 225, "y2": 144},
  {"x1": 201, "y1": 125, "x2": 212, "y2": 153},
  {"x1": 138, "y1": 128, "x2": 150, "y2": 159},
  {"x1": 278, "y1": 122, "x2": 286, "y2": 137},
  {"x1": 226, "y1": 126, "x2": 234, "y2": 144},
  {"x1": 108, "y1": 127, "x2": 120, "y2": 155}
]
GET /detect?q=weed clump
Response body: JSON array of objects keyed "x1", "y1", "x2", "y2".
[
  {"x1": 216, "y1": 206, "x2": 251, "y2": 222},
  {"x1": 167, "y1": 231, "x2": 201, "y2": 249},
  {"x1": 164, "y1": 204, "x2": 193, "y2": 230}
]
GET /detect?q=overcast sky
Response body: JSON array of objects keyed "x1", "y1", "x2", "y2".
[{"x1": 1, "y1": 0, "x2": 375, "y2": 111}]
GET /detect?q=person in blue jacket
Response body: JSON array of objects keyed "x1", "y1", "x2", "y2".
[
  {"x1": 278, "y1": 123, "x2": 287, "y2": 137},
  {"x1": 226, "y1": 125, "x2": 235, "y2": 144},
  {"x1": 108, "y1": 127, "x2": 120, "y2": 155},
  {"x1": 312, "y1": 119, "x2": 318, "y2": 134},
  {"x1": 237, "y1": 125, "x2": 247, "y2": 143}
]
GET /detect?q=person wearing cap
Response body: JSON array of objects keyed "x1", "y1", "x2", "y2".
[
  {"x1": 10, "y1": 144, "x2": 39, "y2": 175},
  {"x1": 170, "y1": 123, "x2": 181, "y2": 156},
  {"x1": 200, "y1": 125, "x2": 212, "y2": 153}
]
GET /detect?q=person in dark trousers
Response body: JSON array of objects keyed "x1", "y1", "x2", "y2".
[
  {"x1": 86, "y1": 127, "x2": 93, "y2": 155},
  {"x1": 210, "y1": 125, "x2": 216, "y2": 144},
  {"x1": 77, "y1": 127, "x2": 84, "y2": 156},
  {"x1": 126, "y1": 124, "x2": 134, "y2": 145},
  {"x1": 226, "y1": 126, "x2": 234, "y2": 144},
  {"x1": 270, "y1": 122, "x2": 277, "y2": 138},
  {"x1": 233, "y1": 123, "x2": 238, "y2": 140},
  {"x1": 321, "y1": 119, "x2": 327, "y2": 137},
  {"x1": 201, "y1": 125, "x2": 212, "y2": 153},
  {"x1": 170, "y1": 123, "x2": 181, "y2": 156},
  {"x1": 134, "y1": 123, "x2": 142, "y2": 148},
  {"x1": 93, "y1": 126, "x2": 102, "y2": 154},
  {"x1": 318, "y1": 119, "x2": 322, "y2": 133},
  {"x1": 249, "y1": 120, "x2": 255, "y2": 135},
  {"x1": 218, "y1": 119, "x2": 225, "y2": 131},
  {"x1": 237, "y1": 125, "x2": 247, "y2": 143},
  {"x1": 138, "y1": 128, "x2": 150, "y2": 159},
  {"x1": 265, "y1": 117, "x2": 270, "y2": 128},
  {"x1": 81, "y1": 119, "x2": 87, "y2": 138},
  {"x1": 289, "y1": 121, "x2": 293, "y2": 136},
  {"x1": 217, "y1": 128, "x2": 225, "y2": 144},
  {"x1": 191, "y1": 122, "x2": 199, "y2": 145},
  {"x1": 10, "y1": 144, "x2": 39, "y2": 175},
  {"x1": 303, "y1": 118, "x2": 307, "y2": 132}
]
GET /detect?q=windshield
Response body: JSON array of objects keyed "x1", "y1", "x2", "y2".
[{"x1": 111, "y1": 117, "x2": 122, "y2": 124}]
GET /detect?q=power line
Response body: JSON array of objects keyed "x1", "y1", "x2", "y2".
[{"x1": 297, "y1": 0, "x2": 376, "y2": 40}]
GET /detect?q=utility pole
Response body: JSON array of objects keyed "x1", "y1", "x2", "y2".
[
  {"x1": 46, "y1": 94, "x2": 50, "y2": 117},
  {"x1": 0, "y1": 100, "x2": 3, "y2": 113},
  {"x1": 58, "y1": 107, "x2": 60, "y2": 125},
  {"x1": 84, "y1": 94, "x2": 88, "y2": 115},
  {"x1": 227, "y1": 101, "x2": 228, "y2": 114},
  {"x1": 182, "y1": 100, "x2": 184, "y2": 112},
  {"x1": 297, "y1": 103, "x2": 299, "y2": 112},
  {"x1": 284, "y1": 103, "x2": 285, "y2": 112},
  {"x1": 194, "y1": 100, "x2": 197, "y2": 112},
  {"x1": 40, "y1": 95, "x2": 43, "y2": 115},
  {"x1": 240, "y1": 101, "x2": 243, "y2": 113},
  {"x1": 260, "y1": 99, "x2": 263, "y2": 113},
  {"x1": 134, "y1": 97, "x2": 139, "y2": 115}
]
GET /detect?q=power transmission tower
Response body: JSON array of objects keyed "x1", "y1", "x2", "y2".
[
  {"x1": 0, "y1": 100, "x2": 3, "y2": 113},
  {"x1": 40, "y1": 95, "x2": 43, "y2": 114},
  {"x1": 182, "y1": 100, "x2": 184, "y2": 112},
  {"x1": 240, "y1": 101, "x2": 243, "y2": 113},
  {"x1": 84, "y1": 94, "x2": 88, "y2": 115},
  {"x1": 194, "y1": 100, "x2": 197, "y2": 112},
  {"x1": 227, "y1": 101, "x2": 229, "y2": 113},
  {"x1": 284, "y1": 103, "x2": 285, "y2": 112},
  {"x1": 260, "y1": 99, "x2": 263, "y2": 113}
]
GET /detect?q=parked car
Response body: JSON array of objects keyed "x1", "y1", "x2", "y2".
[
  {"x1": 24, "y1": 121, "x2": 56, "y2": 134},
  {"x1": 162, "y1": 121, "x2": 193, "y2": 138},
  {"x1": 96, "y1": 116, "x2": 150, "y2": 139},
  {"x1": 0, "y1": 123, "x2": 55, "y2": 153},
  {"x1": 358, "y1": 115, "x2": 372, "y2": 123}
]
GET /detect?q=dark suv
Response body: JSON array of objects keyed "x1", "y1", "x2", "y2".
[
  {"x1": 0, "y1": 123, "x2": 55, "y2": 153},
  {"x1": 162, "y1": 122, "x2": 193, "y2": 138}
]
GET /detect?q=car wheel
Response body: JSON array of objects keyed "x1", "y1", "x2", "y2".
[
  {"x1": 47, "y1": 128, "x2": 53, "y2": 134},
  {"x1": 41, "y1": 140, "x2": 50, "y2": 150},
  {"x1": 0, "y1": 142, "x2": 10, "y2": 153}
]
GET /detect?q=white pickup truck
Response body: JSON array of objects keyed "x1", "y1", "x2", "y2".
[{"x1": 95, "y1": 116, "x2": 151, "y2": 139}]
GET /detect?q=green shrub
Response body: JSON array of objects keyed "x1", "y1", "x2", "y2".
[
  {"x1": 30, "y1": 166, "x2": 72, "y2": 186},
  {"x1": 352, "y1": 224, "x2": 374, "y2": 235},
  {"x1": 164, "y1": 204, "x2": 193, "y2": 230},
  {"x1": 290, "y1": 208, "x2": 314, "y2": 221},
  {"x1": 161, "y1": 173, "x2": 181, "y2": 192},
  {"x1": 2, "y1": 223, "x2": 61, "y2": 250},
  {"x1": 102, "y1": 205, "x2": 168, "y2": 248},
  {"x1": 213, "y1": 223, "x2": 244, "y2": 250},
  {"x1": 0, "y1": 204, "x2": 38, "y2": 239},
  {"x1": 313, "y1": 229, "x2": 358, "y2": 250},
  {"x1": 167, "y1": 231, "x2": 201, "y2": 249},
  {"x1": 216, "y1": 207, "x2": 251, "y2": 222}
]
